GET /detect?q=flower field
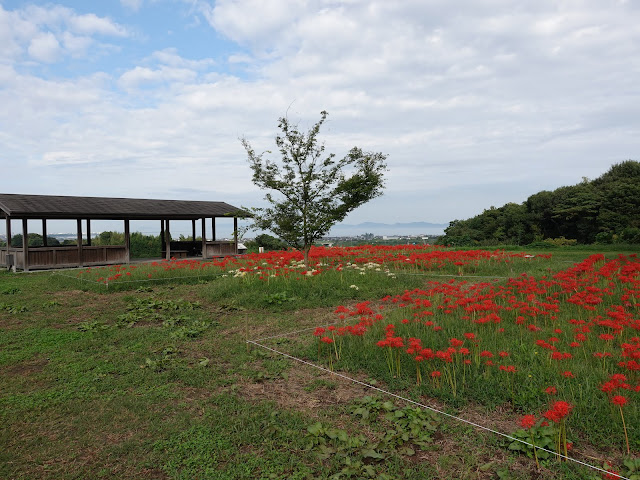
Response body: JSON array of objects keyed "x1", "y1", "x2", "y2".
[
  {"x1": 306, "y1": 251, "x2": 639, "y2": 465},
  {"x1": 62, "y1": 245, "x2": 639, "y2": 474},
  {"x1": 72, "y1": 244, "x2": 551, "y2": 287}
]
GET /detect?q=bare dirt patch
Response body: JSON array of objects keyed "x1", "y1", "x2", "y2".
[
  {"x1": 2, "y1": 356, "x2": 49, "y2": 377},
  {"x1": 239, "y1": 365, "x2": 371, "y2": 412}
]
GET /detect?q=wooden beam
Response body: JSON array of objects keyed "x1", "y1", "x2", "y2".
[
  {"x1": 22, "y1": 218, "x2": 29, "y2": 272},
  {"x1": 165, "y1": 219, "x2": 171, "y2": 260},
  {"x1": 87, "y1": 219, "x2": 91, "y2": 246},
  {"x1": 211, "y1": 218, "x2": 216, "y2": 241},
  {"x1": 124, "y1": 219, "x2": 130, "y2": 264},
  {"x1": 77, "y1": 219, "x2": 83, "y2": 267},
  {"x1": 42, "y1": 219, "x2": 47, "y2": 247},
  {"x1": 192, "y1": 219, "x2": 196, "y2": 241},
  {"x1": 201, "y1": 218, "x2": 207, "y2": 259}
]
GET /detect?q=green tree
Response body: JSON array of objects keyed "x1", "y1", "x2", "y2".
[
  {"x1": 242, "y1": 111, "x2": 387, "y2": 265},
  {"x1": 249, "y1": 234, "x2": 287, "y2": 251},
  {"x1": 10, "y1": 234, "x2": 60, "y2": 247}
]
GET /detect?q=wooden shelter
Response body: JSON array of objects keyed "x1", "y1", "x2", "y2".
[{"x1": 0, "y1": 193, "x2": 244, "y2": 271}]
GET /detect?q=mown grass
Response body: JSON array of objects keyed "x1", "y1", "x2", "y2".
[{"x1": 0, "y1": 247, "x2": 636, "y2": 479}]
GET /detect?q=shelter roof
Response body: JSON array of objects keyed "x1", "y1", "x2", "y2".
[{"x1": 0, "y1": 193, "x2": 243, "y2": 220}]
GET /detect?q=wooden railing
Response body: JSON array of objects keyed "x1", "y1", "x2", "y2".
[
  {"x1": 204, "y1": 241, "x2": 237, "y2": 258},
  {"x1": 2, "y1": 245, "x2": 127, "y2": 270}
]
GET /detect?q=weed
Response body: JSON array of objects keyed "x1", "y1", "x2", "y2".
[
  {"x1": 1, "y1": 287, "x2": 20, "y2": 295},
  {"x1": 77, "y1": 320, "x2": 110, "y2": 332},
  {"x1": 142, "y1": 346, "x2": 178, "y2": 372},
  {"x1": 0, "y1": 302, "x2": 28, "y2": 313},
  {"x1": 265, "y1": 291, "x2": 297, "y2": 305},
  {"x1": 304, "y1": 379, "x2": 338, "y2": 392}
]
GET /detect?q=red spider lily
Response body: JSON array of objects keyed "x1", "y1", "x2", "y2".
[
  {"x1": 612, "y1": 395, "x2": 631, "y2": 455},
  {"x1": 521, "y1": 414, "x2": 536, "y2": 429},
  {"x1": 602, "y1": 466, "x2": 622, "y2": 480},
  {"x1": 612, "y1": 395, "x2": 627, "y2": 406},
  {"x1": 545, "y1": 386, "x2": 557, "y2": 395}
]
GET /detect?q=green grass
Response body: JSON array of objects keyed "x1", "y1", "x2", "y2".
[{"x1": 0, "y1": 247, "x2": 637, "y2": 479}]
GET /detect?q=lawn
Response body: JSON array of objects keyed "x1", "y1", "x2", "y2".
[{"x1": 1, "y1": 245, "x2": 638, "y2": 479}]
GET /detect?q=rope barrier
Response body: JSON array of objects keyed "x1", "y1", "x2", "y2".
[
  {"x1": 50, "y1": 270, "x2": 228, "y2": 287},
  {"x1": 247, "y1": 338, "x2": 628, "y2": 480}
]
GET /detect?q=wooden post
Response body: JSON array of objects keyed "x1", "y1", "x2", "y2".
[
  {"x1": 86, "y1": 219, "x2": 91, "y2": 246},
  {"x1": 201, "y1": 218, "x2": 207, "y2": 259},
  {"x1": 42, "y1": 219, "x2": 47, "y2": 247},
  {"x1": 211, "y1": 218, "x2": 216, "y2": 241},
  {"x1": 6, "y1": 217, "x2": 12, "y2": 253},
  {"x1": 192, "y1": 219, "x2": 196, "y2": 241},
  {"x1": 160, "y1": 220, "x2": 165, "y2": 258},
  {"x1": 22, "y1": 218, "x2": 29, "y2": 272},
  {"x1": 124, "y1": 219, "x2": 130, "y2": 264},
  {"x1": 234, "y1": 217, "x2": 238, "y2": 254},
  {"x1": 165, "y1": 219, "x2": 171, "y2": 260},
  {"x1": 77, "y1": 219, "x2": 83, "y2": 267}
]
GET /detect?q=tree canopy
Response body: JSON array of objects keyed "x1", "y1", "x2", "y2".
[
  {"x1": 242, "y1": 111, "x2": 387, "y2": 264},
  {"x1": 441, "y1": 160, "x2": 640, "y2": 246}
]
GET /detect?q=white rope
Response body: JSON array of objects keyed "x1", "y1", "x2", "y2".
[
  {"x1": 373, "y1": 270, "x2": 511, "y2": 279},
  {"x1": 50, "y1": 271, "x2": 227, "y2": 286},
  {"x1": 250, "y1": 321, "x2": 344, "y2": 342},
  {"x1": 247, "y1": 339, "x2": 629, "y2": 480}
]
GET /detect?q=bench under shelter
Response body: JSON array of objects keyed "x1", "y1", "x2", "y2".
[{"x1": 0, "y1": 193, "x2": 244, "y2": 271}]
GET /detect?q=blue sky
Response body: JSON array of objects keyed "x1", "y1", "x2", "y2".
[{"x1": 1, "y1": 0, "x2": 639, "y2": 237}]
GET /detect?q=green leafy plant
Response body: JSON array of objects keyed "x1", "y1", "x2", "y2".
[
  {"x1": 77, "y1": 320, "x2": 110, "y2": 332},
  {"x1": 623, "y1": 457, "x2": 640, "y2": 480},
  {"x1": 142, "y1": 346, "x2": 178, "y2": 372},
  {"x1": 508, "y1": 424, "x2": 556, "y2": 463},
  {"x1": 0, "y1": 302, "x2": 28, "y2": 313},
  {"x1": 264, "y1": 291, "x2": 297, "y2": 305},
  {"x1": 170, "y1": 320, "x2": 213, "y2": 339},
  {"x1": 304, "y1": 397, "x2": 442, "y2": 478},
  {"x1": 1, "y1": 287, "x2": 20, "y2": 295},
  {"x1": 42, "y1": 300, "x2": 61, "y2": 308}
]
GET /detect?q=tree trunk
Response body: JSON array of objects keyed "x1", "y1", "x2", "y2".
[{"x1": 303, "y1": 244, "x2": 311, "y2": 268}]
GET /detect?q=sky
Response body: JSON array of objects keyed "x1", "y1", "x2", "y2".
[{"x1": 1, "y1": 0, "x2": 639, "y2": 236}]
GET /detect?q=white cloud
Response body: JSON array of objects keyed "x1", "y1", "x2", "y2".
[
  {"x1": 118, "y1": 65, "x2": 198, "y2": 89},
  {"x1": 68, "y1": 13, "x2": 128, "y2": 37},
  {"x1": 1, "y1": 1, "x2": 639, "y2": 225},
  {"x1": 151, "y1": 48, "x2": 215, "y2": 69},
  {"x1": 27, "y1": 32, "x2": 61, "y2": 63},
  {"x1": 198, "y1": 0, "x2": 310, "y2": 50},
  {"x1": 60, "y1": 32, "x2": 93, "y2": 58},
  {"x1": 121, "y1": 0, "x2": 144, "y2": 11},
  {"x1": 0, "y1": 4, "x2": 128, "y2": 65}
]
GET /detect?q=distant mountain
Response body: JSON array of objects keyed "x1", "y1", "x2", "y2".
[{"x1": 328, "y1": 221, "x2": 447, "y2": 237}]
